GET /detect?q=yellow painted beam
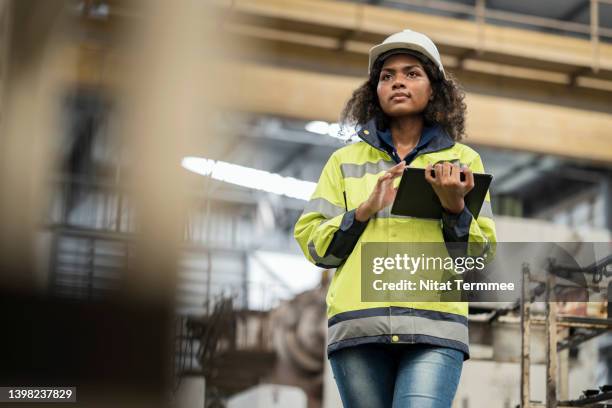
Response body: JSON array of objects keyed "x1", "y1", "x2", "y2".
[{"x1": 218, "y1": 62, "x2": 612, "y2": 163}]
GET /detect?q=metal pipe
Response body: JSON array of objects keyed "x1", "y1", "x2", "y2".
[
  {"x1": 557, "y1": 328, "x2": 606, "y2": 351},
  {"x1": 521, "y1": 263, "x2": 531, "y2": 408},
  {"x1": 476, "y1": 0, "x2": 485, "y2": 56},
  {"x1": 392, "y1": 0, "x2": 612, "y2": 36},
  {"x1": 591, "y1": 0, "x2": 600, "y2": 73},
  {"x1": 558, "y1": 328, "x2": 569, "y2": 401},
  {"x1": 546, "y1": 273, "x2": 558, "y2": 408},
  {"x1": 559, "y1": 390, "x2": 612, "y2": 406}
]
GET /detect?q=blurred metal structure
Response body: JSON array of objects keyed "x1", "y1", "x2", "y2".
[
  {"x1": 268, "y1": 273, "x2": 329, "y2": 407},
  {"x1": 519, "y1": 258, "x2": 612, "y2": 408},
  {"x1": 179, "y1": 278, "x2": 328, "y2": 408}
]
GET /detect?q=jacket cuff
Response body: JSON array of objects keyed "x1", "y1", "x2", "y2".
[
  {"x1": 339, "y1": 209, "x2": 369, "y2": 235},
  {"x1": 322, "y1": 209, "x2": 369, "y2": 261},
  {"x1": 442, "y1": 206, "x2": 472, "y2": 242}
]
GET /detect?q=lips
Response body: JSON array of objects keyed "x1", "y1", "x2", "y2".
[{"x1": 390, "y1": 93, "x2": 410, "y2": 101}]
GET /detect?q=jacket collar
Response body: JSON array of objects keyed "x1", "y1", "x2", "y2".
[{"x1": 356, "y1": 117, "x2": 455, "y2": 158}]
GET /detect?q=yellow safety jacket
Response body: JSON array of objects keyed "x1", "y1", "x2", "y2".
[{"x1": 294, "y1": 118, "x2": 496, "y2": 360}]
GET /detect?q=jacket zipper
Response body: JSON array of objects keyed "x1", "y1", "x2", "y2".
[{"x1": 359, "y1": 130, "x2": 445, "y2": 345}]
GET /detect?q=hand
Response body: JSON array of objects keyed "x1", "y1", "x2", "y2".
[
  {"x1": 355, "y1": 161, "x2": 407, "y2": 221},
  {"x1": 425, "y1": 162, "x2": 475, "y2": 214}
]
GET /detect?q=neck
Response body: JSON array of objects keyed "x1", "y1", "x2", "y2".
[{"x1": 389, "y1": 116, "x2": 424, "y2": 148}]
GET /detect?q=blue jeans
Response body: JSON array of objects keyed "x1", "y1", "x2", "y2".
[{"x1": 329, "y1": 344, "x2": 463, "y2": 408}]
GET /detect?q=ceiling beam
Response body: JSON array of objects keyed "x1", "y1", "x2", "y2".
[
  {"x1": 216, "y1": 61, "x2": 612, "y2": 164},
  {"x1": 220, "y1": 0, "x2": 612, "y2": 79}
]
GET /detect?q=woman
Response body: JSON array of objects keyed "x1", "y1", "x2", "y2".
[{"x1": 294, "y1": 29, "x2": 496, "y2": 407}]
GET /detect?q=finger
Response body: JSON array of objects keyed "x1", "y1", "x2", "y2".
[
  {"x1": 389, "y1": 161, "x2": 407, "y2": 175},
  {"x1": 382, "y1": 176, "x2": 395, "y2": 188},
  {"x1": 390, "y1": 160, "x2": 406, "y2": 171},
  {"x1": 434, "y1": 163, "x2": 443, "y2": 182},
  {"x1": 376, "y1": 172, "x2": 391, "y2": 185},
  {"x1": 424, "y1": 164, "x2": 434, "y2": 183},
  {"x1": 451, "y1": 163, "x2": 461, "y2": 183},
  {"x1": 463, "y1": 166, "x2": 475, "y2": 190},
  {"x1": 441, "y1": 162, "x2": 451, "y2": 180},
  {"x1": 388, "y1": 169, "x2": 405, "y2": 179},
  {"x1": 390, "y1": 169, "x2": 404, "y2": 179},
  {"x1": 384, "y1": 172, "x2": 397, "y2": 186}
]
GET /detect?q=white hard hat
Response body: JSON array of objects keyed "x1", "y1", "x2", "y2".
[{"x1": 368, "y1": 29, "x2": 446, "y2": 79}]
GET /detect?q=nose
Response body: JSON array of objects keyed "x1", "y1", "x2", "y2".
[{"x1": 391, "y1": 77, "x2": 406, "y2": 89}]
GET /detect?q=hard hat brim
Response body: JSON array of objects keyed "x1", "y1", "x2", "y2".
[{"x1": 368, "y1": 42, "x2": 446, "y2": 79}]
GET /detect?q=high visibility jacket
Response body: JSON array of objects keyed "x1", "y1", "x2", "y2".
[{"x1": 294, "y1": 118, "x2": 496, "y2": 360}]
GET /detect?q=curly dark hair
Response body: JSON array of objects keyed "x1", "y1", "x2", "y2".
[{"x1": 340, "y1": 50, "x2": 467, "y2": 141}]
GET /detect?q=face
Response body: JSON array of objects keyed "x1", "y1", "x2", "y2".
[{"x1": 376, "y1": 53, "x2": 433, "y2": 118}]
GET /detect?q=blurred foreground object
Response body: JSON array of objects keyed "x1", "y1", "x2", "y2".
[{"x1": 0, "y1": 0, "x2": 216, "y2": 406}]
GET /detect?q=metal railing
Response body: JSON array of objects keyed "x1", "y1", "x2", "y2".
[{"x1": 374, "y1": 0, "x2": 612, "y2": 72}]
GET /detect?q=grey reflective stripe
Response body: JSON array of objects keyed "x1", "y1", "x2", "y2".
[
  {"x1": 478, "y1": 200, "x2": 493, "y2": 219},
  {"x1": 340, "y1": 159, "x2": 395, "y2": 179},
  {"x1": 327, "y1": 315, "x2": 468, "y2": 346},
  {"x1": 373, "y1": 205, "x2": 438, "y2": 221},
  {"x1": 392, "y1": 315, "x2": 469, "y2": 344},
  {"x1": 303, "y1": 197, "x2": 345, "y2": 219},
  {"x1": 308, "y1": 240, "x2": 343, "y2": 267},
  {"x1": 327, "y1": 316, "x2": 390, "y2": 345}
]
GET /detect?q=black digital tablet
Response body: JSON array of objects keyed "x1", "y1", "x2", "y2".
[{"x1": 390, "y1": 167, "x2": 493, "y2": 219}]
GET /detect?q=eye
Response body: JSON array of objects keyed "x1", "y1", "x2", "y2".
[
  {"x1": 381, "y1": 73, "x2": 392, "y2": 81},
  {"x1": 407, "y1": 71, "x2": 418, "y2": 78}
]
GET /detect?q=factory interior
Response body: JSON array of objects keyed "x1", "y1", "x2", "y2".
[{"x1": 0, "y1": 0, "x2": 611, "y2": 407}]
